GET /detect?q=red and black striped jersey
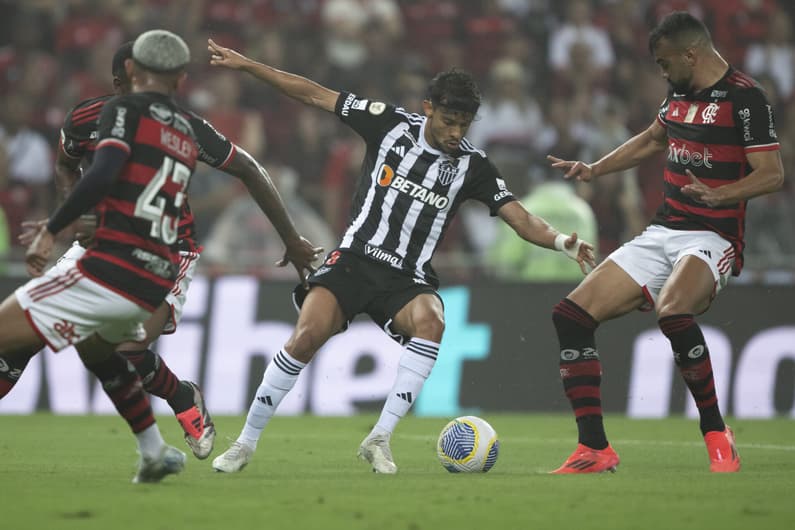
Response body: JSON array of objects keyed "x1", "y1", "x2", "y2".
[
  {"x1": 654, "y1": 67, "x2": 779, "y2": 275},
  {"x1": 60, "y1": 94, "x2": 237, "y2": 251},
  {"x1": 78, "y1": 92, "x2": 198, "y2": 311}
]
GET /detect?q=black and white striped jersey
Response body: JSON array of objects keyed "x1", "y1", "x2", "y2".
[{"x1": 335, "y1": 91, "x2": 516, "y2": 287}]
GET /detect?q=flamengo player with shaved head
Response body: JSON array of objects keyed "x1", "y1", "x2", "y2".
[
  {"x1": 547, "y1": 12, "x2": 783, "y2": 474},
  {"x1": 0, "y1": 39, "x2": 321, "y2": 460}
]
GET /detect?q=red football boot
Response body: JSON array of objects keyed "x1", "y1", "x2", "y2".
[{"x1": 551, "y1": 443, "x2": 620, "y2": 474}]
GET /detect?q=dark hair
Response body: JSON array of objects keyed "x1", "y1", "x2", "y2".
[
  {"x1": 112, "y1": 42, "x2": 134, "y2": 77},
  {"x1": 426, "y1": 68, "x2": 481, "y2": 114},
  {"x1": 648, "y1": 11, "x2": 711, "y2": 53}
]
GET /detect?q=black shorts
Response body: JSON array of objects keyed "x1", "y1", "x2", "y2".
[{"x1": 292, "y1": 249, "x2": 441, "y2": 344}]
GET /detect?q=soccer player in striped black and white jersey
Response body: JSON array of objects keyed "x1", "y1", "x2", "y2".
[
  {"x1": 206, "y1": 39, "x2": 597, "y2": 474},
  {"x1": 547, "y1": 12, "x2": 784, "y2": 474}
]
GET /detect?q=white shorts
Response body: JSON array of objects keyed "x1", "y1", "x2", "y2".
[
  {"x1": 15, "y1": 265, "x2": 150, "y2": 351},
  {"x1": 162, "y1": 251, "x2": 200, "y2": 334},
  {"x1": 608, "y1": 225, "x2": 735, "y2": 310},
  {"x1": 47, "y1": 243, "x2": 199, "y2": 335}
]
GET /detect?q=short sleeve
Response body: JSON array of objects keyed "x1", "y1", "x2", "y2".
[
  {"x1": 465, "y1": 158, "x2": 517, "y2": 216},
  {"x1": 656, "y1": 97, "x2": 670, "y2": 128},
  {"x1": 335, "y1": 91, "x2": 403, "y2": 142},
  {"x1": 733, "y1": 87, "x2": 779, "y2": 153},
  {"x1": 59, "y1": 121, "x2": 84, "y2": 159},
  {"x1": 187, "y1": 111, "x2": 236, "y2": 168},
  {"x1": 60, "y1": 98, "x2": 107, "y2": 159},
  {"x1": 95, "y1": 96, "x2": 140, "y2": 155}
]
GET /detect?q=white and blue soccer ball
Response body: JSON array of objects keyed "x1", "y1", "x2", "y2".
[{"x1": 436, "y1": 415, "x2": 499, "y2": 473}]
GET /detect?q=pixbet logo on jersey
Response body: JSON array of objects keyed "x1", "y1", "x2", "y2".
[{"x1": 667, "y1": 142, "x2": 713, "y2": 168}]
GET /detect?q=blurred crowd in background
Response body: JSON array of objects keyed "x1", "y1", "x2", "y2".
[{"x1": 1, "y1": 0, "x2": 793, "y2": 282}]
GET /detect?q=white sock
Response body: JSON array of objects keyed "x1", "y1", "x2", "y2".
[
  {"x1": 136, "y1": 423, "x2": 165, "y2": 459},
  {"x1": 372, "y1": 338, "x2": 439, "y2": 437},
  {"x1": 238, "y1": 349, "x2": 306, "y2": 448}
]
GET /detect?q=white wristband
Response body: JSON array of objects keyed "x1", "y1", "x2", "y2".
[
  {"x1": 554, "y1": 233, "x2": 582, "y2": 260},
  {"x1": 554, "y1": 233, "x2": 567, "y2": 251}
]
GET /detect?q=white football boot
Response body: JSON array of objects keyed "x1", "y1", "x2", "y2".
[
  {"x1": 212, "y1": 441, "x2": 254, "y2": 473},
  {"x1": 358, "y1": 433, "x2": 398, "y2": 474}
]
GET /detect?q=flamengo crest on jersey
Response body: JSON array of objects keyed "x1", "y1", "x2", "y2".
[
  {"x1": 334, "y1": 91, "x2": 516, "y2": 287},
  {"x1": 654, "y1": 67, "x2": 779, "y2": 275}
]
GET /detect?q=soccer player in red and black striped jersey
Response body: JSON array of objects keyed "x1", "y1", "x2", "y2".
[
  {"x1": 205, "y1": 39, "x2": 597, "y2": 474},
  {"x1": 0, "y1": 29, "x2": 202, "y2": 483},
  {"x1": 547, "y1": 12, "x2": 784, "y2": 474},
  {"x1": 0, "y1": 42, "x2": 322, "y2": 460}
]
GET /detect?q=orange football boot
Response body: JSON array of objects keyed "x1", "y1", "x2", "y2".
[
  {"x1": 704, "y1": 426, "x2": 740, "y2": 473},
  {"x1": 551, "y1": 443, "x2": 620, "y2": 474}
]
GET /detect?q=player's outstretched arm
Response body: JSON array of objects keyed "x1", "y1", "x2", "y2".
[
  {"x1": 497, "y1": 201, "x2": 596, "y2": 274},
  {"x1": 547, "y1": 119, "x2": 667, "y2": 182},
  {"x1": 223, "y1": 147, "x2": 324, "y2": 285},
  {"x1": 207, "y1": 38, "x2": 339, "y2": 113}
]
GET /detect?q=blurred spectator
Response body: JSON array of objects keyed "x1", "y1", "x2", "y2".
[
  {"x1": 0, "y1": 7, "x2": 56, "y2": 94},
  {"x1": 0, "y1": 93, "x2": 52, "y2": 217},
  {"x1": 55, "y1": 0, "x2": 124, "y2": 60},
  {"x1": 548, "y1": 0, "x2": 614, "y2": 77},
  {"x1": 0, "y1": 0, "x2": 792, "y2": 277},
  {"x1": 577, "y1": 98, "x2": 646, "y2": 256},
  {"x1": 281, "y1": 106, "x2": 335, "y2": 213},
  {"x1": 321, "y1": 129, "x2": 366, "y2": 234},
  {"x1": 744, "y1": 92, "x2": 795, "y2": 268},
  {"x1": 462, "y1": 0, "x2": 516, "y2": 76},
  {"x1": 744, "y1": 9, "x2": 794, "y2": 101},
  {"x1": 467, "y1": 58, "x2": 543, "y2": 158},
  {"x1": 202, "y1": 163, "x2": 336, "y2": 275},
  {"x1": 705, "y1": 0, "x2": 777, "y2": 66},
  {"x1": 486, "y1": 179, "x2": 597, "y2": 281},
  {"x1": 397, "y1": 0, "x2": 461, "y2": 65},
  {"x1": 321, "y1": 0, "x2": 403, "y2": 72}
]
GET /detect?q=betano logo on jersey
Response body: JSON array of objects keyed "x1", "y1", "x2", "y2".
[
  {"x1": 376, "y1": 163, "x2": 450, "y2": 209},
  {"x1": 667, "y1": 142, "x2": 713, "y2": 168}
]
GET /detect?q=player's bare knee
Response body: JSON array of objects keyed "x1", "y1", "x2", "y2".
[
  {"x1": 411, "y1": 314, "x2": 445, "y2": 342},
  {"x1": 284, "y1": 326, "x2": 326, "y2": 363}
]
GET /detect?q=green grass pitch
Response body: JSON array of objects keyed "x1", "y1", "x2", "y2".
[{"x1": 1, "y1": 414, "x2": 793, "y2": 530}]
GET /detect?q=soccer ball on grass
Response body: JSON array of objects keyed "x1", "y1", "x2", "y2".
[{"x1": 436, "y1": 415, "x2": 499, "y2": 473}]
